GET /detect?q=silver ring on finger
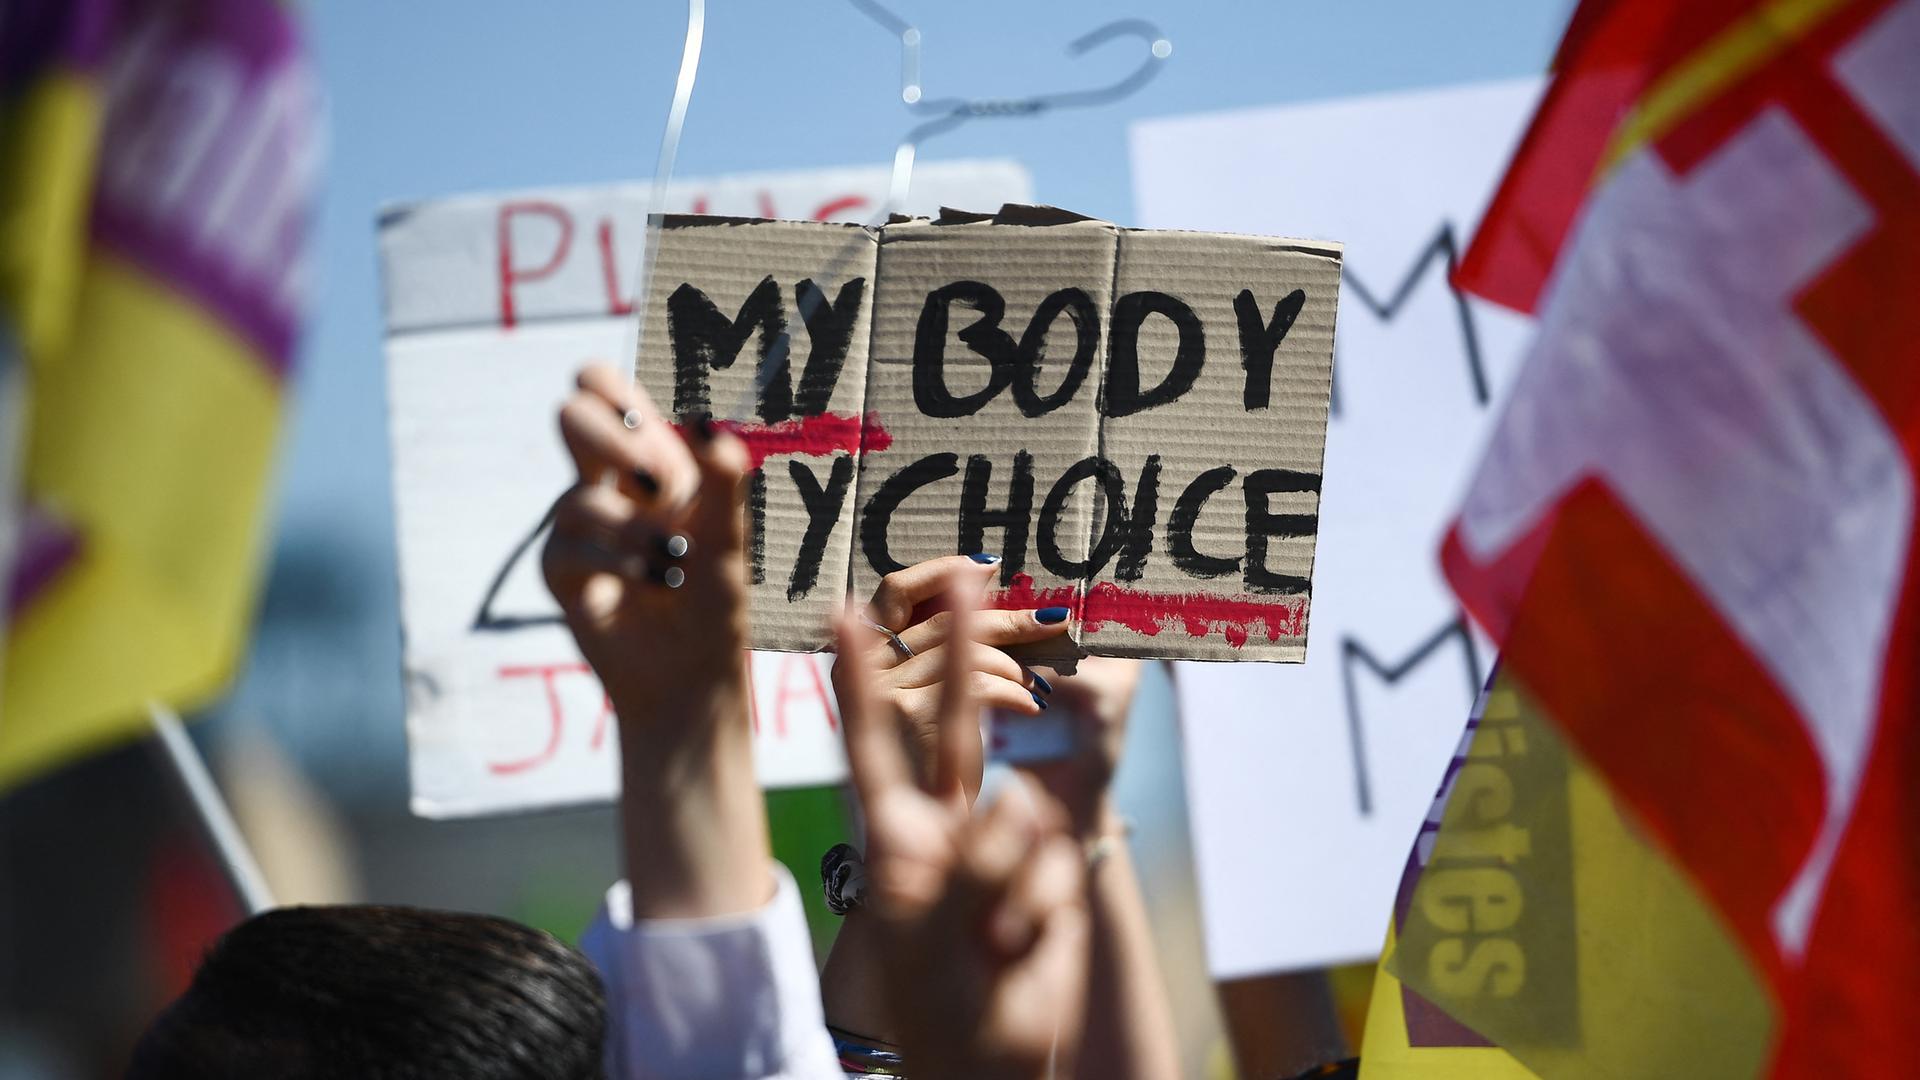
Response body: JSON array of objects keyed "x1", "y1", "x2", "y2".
[
  {"x1": 569, "y1": 534, "x2": 687, "y2": 590},
  {"x1": 649, "y1": 533, "x2": 689, "y2": 589},
  {"x1": 859, "y1": 616, "x2": 914, "y2": 660}
]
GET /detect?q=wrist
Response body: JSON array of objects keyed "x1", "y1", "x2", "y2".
[
  {"x1": 609, "y1": 669, "x2": 767, "y2": 919},
  {"x1": 608, "y1": 663, "x2": 751, "y2": 750},
  {"x1": 1082, "y1": 807, "x2": 1132, "y2": 870},
  {"x1": 821, "y1": 907, "x2": 895, "y2": 1042},
  {"x1": 614, "y1": 712, "x2": 769, "y2": 919},
  {"x1": 1072, "y1": 796, "x2": 1125, "y2": 842},
  {"x1": 614, "y1": 685, "x2": 757, "y2": 815}
]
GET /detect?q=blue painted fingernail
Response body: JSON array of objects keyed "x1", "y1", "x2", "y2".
[
  {"x1": 1034, "y1": 607, "x2": 1071, "y2": 625},
  {"x1": 1027, "y1": 669, "x2": 1053, "y2": 695},
  {"x1": 1031, "y1": 690, "x2": 1051, "y2": 710},
  {"x1": 968, "y1": 552, "x2": 1001, "y2": 564}
]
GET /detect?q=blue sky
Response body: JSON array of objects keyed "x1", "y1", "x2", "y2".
[{"x1": 246, "y1": 1, "x2": 1571, "y2": 786}]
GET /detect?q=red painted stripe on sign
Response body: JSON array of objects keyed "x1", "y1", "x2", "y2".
[
  {"x1": 986, "y1": 572, "x2": 1309, "y2": 648},
  {"x1": 676, "y1": 412, "x2": 891, "y2": 470}
]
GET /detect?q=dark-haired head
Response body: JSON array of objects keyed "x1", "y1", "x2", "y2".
[{"x1": 127, "y1": 904, "x2": 606, "y2": 1080}]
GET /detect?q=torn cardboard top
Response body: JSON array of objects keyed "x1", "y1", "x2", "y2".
[{"x1": 632, "y1": 205, "x2": 1341, "y2": 661}]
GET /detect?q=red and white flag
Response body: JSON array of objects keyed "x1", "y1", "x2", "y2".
[{"x1": 1442, "y1": 0, "x2": 1920, "y2": 1071}]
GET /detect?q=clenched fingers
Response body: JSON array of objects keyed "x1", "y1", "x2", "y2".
[
  {"x1": 985, "y1": 832, "x2": 1084, "y2": 958},
  {"x1": 542, "y1": 483, "x2": 689, "y2": 611},
  {"x1": 559, "y1": 364, "x2": 698, "y2": 506},
  {"x1": 866, "y1": 556, "x2": 1000, "y2": 631},
  {"x1": 888, "y1": 640, "x2": 1032, "y2": 692},
  {"x1": 955, "y1": 776, "x2": 1048, "y2": 903},
  {"x1": 675, "y1": 413, "x2": 752, "y2": 563},
  {"x1": 834, "y1": 610, "x2": 914, "y2": 811},
  {"x1": 894, "y1": 606, "x2": 1072, "y2": 657}
]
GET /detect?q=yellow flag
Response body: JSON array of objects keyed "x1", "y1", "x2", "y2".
[
  {"x1": 1358, "y1": 923, "x2": 1539, "y2": 1080},
  {"x1": 0, "y1": 1, "x2": 318, "y2": 785},
  {"x1": 1357, "y1": 675, "x2": 1539, "y2": 1080},
  {"x1": 1361, "y1": 668, "x2": 1775, "y2": 1078}
]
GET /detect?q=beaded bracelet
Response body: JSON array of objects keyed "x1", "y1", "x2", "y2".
[
  {"x1": 829, "y1": 1025, "x2": 907, "y2": 1076},
  {"x1": 1085, "y1": 816, "x2": 1135, "y2": 870},
  {"x1": 821, "y1": 842, "x2": 869, "y2": 915}
]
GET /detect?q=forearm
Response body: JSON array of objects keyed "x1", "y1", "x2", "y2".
[
  {"x1": 613, "y1": 669, "x2": 773, "y2": 920},
  {"x1": 1075, "y1": 813, "x2": 1181, "y2": 1079},
  {"x1": 820, "y1": 907, "x2": 895, "y2": 1043}
]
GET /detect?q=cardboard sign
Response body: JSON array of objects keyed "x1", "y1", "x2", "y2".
[
  {"x1": 1129, "y1": 78, "x2": 1543, "y2": 975},
  {"x1": 633, "y1": 206, "x2": 1342, "y2": 662},
  {"x1": 380, "y1": 161, "x2": 1034, "y2": 818}
]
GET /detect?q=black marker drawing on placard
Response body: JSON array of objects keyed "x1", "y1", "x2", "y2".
[
  {"x1": 1331, "y1": 221, "x2": 1488, "y2": 417},
  {"x1": 670, "y1": 276, "x2": 868, "y2": 424},
  {"x1": 472, "y1": 505, "x2": 565, "y2": 632},
  {"x1": 1104, "y1": 290, "x2": 1205, "y2": 418},
  {"x1": 1234, "y1": 287, "x2": 1306, "y2": 411},
  {"x1": 1324, "y1": 220, "x2": 1496, "y2": 814},
  {"x1": 748, "y1": 467, "x2": 769, "y2": 585},
  {"x1": 789, "y1": 455, "x2": 854, "y2": 600},
  {"x1": 1341, "y1": 615, "x2": 1484, "y2": 816},
  {"x1": 960, "y1": 450, "x2": 1036, "y2": 583}
]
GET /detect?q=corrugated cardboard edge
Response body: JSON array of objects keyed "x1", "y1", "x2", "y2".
[
  {"x1": 1287, "y1": 235, "x2": 1342, "y2": 664},
  {"x1": 1004, "y1": 639, "x2": 1086, "y2": 676},
  {"x1": 655, "y1": 213, "x2": 876, "y2": 232},
  {"x1": 991, "y1": 203, "x2": 1108, "y2": 227},
  {"x1": 1115, "y1": 226, "x2": 1344, "y2": 262}
]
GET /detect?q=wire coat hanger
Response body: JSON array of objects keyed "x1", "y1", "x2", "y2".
[
  {"x1": 625, "y1": 0, "x2": 1172, "y2": 421},
  {"x1": 848, "y1": 0, "x2": 1173, "y2": 212},
  {"x1": 626, "y1": 0, "x2": 707, "y2": 389}
]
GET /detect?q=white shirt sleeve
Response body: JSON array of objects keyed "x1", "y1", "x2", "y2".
[{"x1": 580, "y1": 861, "x2": 846, "y2": 1080}]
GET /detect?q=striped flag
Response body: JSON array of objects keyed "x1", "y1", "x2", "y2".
[
  {"x1": 0, "y1": 0, "x2": 319, "y2": 785},
  {"x1": 1427, "y1": 0, "x2": 1920, "y2": 1072}
]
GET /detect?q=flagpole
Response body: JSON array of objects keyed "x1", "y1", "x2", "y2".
[{"x1": 149, "y1": 701, "x2": 274, "y2": 915}]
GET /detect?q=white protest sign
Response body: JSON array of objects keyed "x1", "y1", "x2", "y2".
[
  {"x1": 1130, "y1": 78, "x2": 1543, "y2": 975},
  {"x1": 380, "y1": 160, "x2": 1033, "y2": 818}
]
